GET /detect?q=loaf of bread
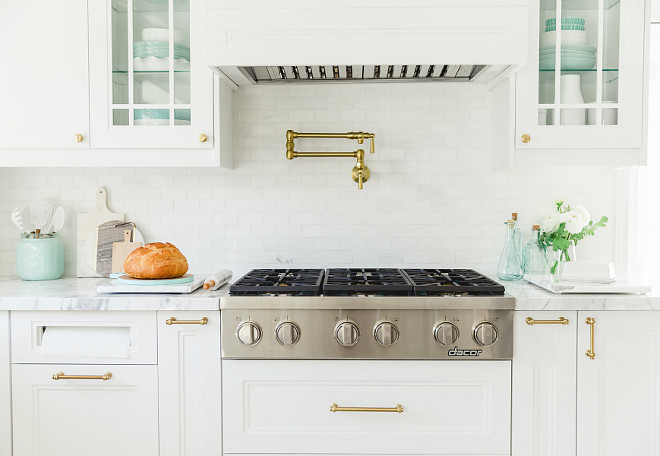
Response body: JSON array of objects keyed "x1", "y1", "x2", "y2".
[{"x1": 123, "y1": 242, "x2": 188, "y2": 279}]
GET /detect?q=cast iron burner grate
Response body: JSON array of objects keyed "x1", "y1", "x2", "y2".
[
  {"x1": 402, "y1": 269, "x2": 505, "y2": 296},
  {"x1": 323, "y1": 268, "x2": 414, "y2": 296},
  {"x1": 229, "y1": 269, "x2": 325, "y2": 296}
]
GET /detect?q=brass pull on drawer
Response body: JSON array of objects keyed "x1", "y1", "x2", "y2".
[
  {"x1": 526, "y1": 317, "x2": 570, "y2": 325},
  {"x1": 166, "y1": 317, "x2": 208, "y2": 325},
  {"x1": 330, "y1": 403, "x2": 403, "y2": 413},
  {"x1": 52, "y1": 371, "x2": 112, "y2": 381}
]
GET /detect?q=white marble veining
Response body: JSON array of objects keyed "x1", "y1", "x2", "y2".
[
  {"x1": 0, "y1": 276, "x2": 656, "y2": 311},
  {"x1": 0, "y1": 277, "x2": 226, "y2": 311}
]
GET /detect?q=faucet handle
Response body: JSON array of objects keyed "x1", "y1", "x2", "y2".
[{"x1": 369, "y1": 135, "x2": 375, "y2": 154}]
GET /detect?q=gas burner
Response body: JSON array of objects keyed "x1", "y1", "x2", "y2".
[
  {"x1": 323, "y1": 268, "x2": 413, "y2": 296},
  {"x1": 229, "y1": 269, "x2": 324, "y2": 296},
  {"x1": 402, "y1": 269, "x2": 505, "y2": 296}
]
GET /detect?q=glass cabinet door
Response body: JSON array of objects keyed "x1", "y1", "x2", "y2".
[
  {"x1": 90, "y1": 0, "x2": 213, "y2": 149},
  {"x1": 516, "y1": 0, "x2": 646, "y2": 151}
]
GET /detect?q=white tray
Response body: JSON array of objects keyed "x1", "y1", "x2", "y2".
[
  {"x1": 97, "y1": 275, "x2": 204, "y2": 294},
  {"x1": 524, "y1": 274, "x2": 651, "y2": 294}
]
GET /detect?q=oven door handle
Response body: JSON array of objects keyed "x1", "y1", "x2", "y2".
[{"x1": 330, "y1": 403, "x2": 403, "y2": 413}]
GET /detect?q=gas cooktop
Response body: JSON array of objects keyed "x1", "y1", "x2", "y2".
[{"x1": 229, "y1": 268, "x2": 505, "y2": 297}]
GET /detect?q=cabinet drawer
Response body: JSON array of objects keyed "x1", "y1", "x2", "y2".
[
  {"x1": 222, "y1": 360, "x2": 511, "y2": 455},
  {"x1": 11, "y1": 311, "x2": 157, "y2": 364},
  {"x1": 12, "y1": 363, "x2": 158, "y2": 456}
]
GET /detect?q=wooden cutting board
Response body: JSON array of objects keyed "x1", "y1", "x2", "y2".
[
  {"x1": 111, "y1": 230, "x2": 143, "y2": 274},
  {"x1": 77, "y1": 187, "x2": 125, "y2": 277}
]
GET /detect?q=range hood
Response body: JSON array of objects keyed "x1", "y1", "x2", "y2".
[{"x1": 207, "y1": 1, "x2": 529, "y2": 87}]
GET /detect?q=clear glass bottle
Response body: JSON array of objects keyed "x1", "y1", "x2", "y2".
[
  {"x1": 522, "y1": 225, "x2": 549, "y2": 276},
  {"x1": 497, "y1": 220, "x2": 523, "y2": 281}
]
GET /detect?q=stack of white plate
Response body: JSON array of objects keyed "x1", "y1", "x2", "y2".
[
  {"x1": 133, "y1": 28, "x2": 190, "y2": 72},
  {"x1": 539, "y1": 18, "x2": 596, "y2": 70}
]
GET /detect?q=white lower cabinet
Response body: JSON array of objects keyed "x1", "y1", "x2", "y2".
[
  {"x1": 12, "y1": 364, "x2": 159, "y2": 456},
  {"x1": 577, "y1": 311, "x2": 660, "y2": 456},
  {"x1": 157, "y1": 311, "x2": 222, "y2": 456},
  {"x1": 223, "y1": 359, "x2": 511, "y2": 455},
  {"x1": 0, "y1": 312, "x2": 10, "y2": 456},
  {"x1": 512, "y1": 311, "x2": 577, "y2": 456}
]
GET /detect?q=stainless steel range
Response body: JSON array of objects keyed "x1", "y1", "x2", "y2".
[
  {"x1": 221, "y1": 268, "x2": 514, "y2": 360},
  {"x1": 221, "y1": 268, "x2": 514, "y2": 456}
]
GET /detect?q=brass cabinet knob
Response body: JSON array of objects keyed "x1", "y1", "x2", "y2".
[
  {"x1": 74, "y1": 134, "x2": 84, "y2": 143},
  {"x1": 521, "y1": 134, "x2": 531, "y2": 144},
  {"x1": 198, "y1": 134, "x2": 208, "y2": 143}
]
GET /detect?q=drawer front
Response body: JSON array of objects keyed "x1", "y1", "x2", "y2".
[
  {"x1": 11, "y1": 311, "x2": 157, "y2": 364},
  {"x1": 12, "y1": 363, "x2": 158, "y2": 456},
  {"x1": 222, "y1": 360, "x2": 511, "y2": 455}
]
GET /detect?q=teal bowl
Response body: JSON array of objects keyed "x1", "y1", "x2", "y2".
[{"x1": 539, "y1": 54, "x2": 596, "y2": 70}]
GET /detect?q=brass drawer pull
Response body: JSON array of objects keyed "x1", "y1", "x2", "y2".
[
  {"x1": 585, "y1": 317, "x2": 596, "y2": 360},
  {"x1": 526, "y1": 317, "x2": 570, "y2": 325},
  {"x1": 330, "y1": 403, "x2": 403, "y2": 413},
  {"x1": 52, "y1": 371, "x2": 112, "y2": 381},
  {"x1": 166, "y1": 317, "x2": 208, "y2": 325}
]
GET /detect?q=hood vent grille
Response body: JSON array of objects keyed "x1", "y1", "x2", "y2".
[{"x1": 242, "y1": 65, "x2": 485, "y2": 84}]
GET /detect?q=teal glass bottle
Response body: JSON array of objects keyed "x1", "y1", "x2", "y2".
[{"x1": 497, "y1": 220, "x2": 523, "y2": 281}]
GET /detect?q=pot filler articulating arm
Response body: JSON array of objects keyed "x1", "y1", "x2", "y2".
[{"x1": 285, "y1": 130, "x2": 375, "y2": 189}]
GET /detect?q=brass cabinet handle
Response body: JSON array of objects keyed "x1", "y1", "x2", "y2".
[
  {"x1": 526, "y1": 317, "x2": 570, "y2": 325},
  {"x1": 166, "y1": 317, "x2": 208, "y2": 325},
  {"x1": 585, "y1": 317, "x2": 596, "y2": 360},
  {"x1": 521, "y1": 133, "x2": 531, "y2": 143},
  {"x1": 330, "y1": 403, "x2": 403, "y2": 413},
  {"x1": 52, "y1": 371, "x2": 112, "y2": 381},
  {"x1": 74, "y1": 134, "x2": 83, "y2": 143},
  {"x1": 198, "y1": 134, "x2": 208, "y2": 143}
]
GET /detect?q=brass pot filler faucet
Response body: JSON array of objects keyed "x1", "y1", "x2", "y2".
[{"x1": 286, "y1": 130, "x2": 375, "y2": 189}]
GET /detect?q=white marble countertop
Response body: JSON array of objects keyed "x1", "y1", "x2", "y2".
[
  {"x1": 0, "y1": 276, "x2": 656, "y2": 311},
  {"x1": 0, "y1": 276, "x2": 227, "y2": 311}
]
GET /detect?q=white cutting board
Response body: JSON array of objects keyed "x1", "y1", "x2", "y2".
[
  {"x1": 524, "y1": 274, "x2": 651, "y2": 294},
  {"x1": 97, "y1": 275, "x2": 205, "y2": 294},
  {"x1": 77, "y1": 187, "x2": 125, "y2": 277}
]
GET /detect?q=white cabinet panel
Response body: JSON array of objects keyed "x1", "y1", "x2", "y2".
[
  {"x1": 577, "y1": 311, "x2": 660, "y2": 456},
  {"x1": 157, "y1": 311, "x2": 221, "y2": 456},
  {"x1": 512, "y1": 311, "x2": 577, "y2": 456},
  {"x1": 12, "y1": 363, "x2": 159, "y2": 456},
  {"x1": 0, "y1": 312, "x2": 10, "y2": 456},
  {"x1": 223, "y1": 360, "x2": 511, "y2": 455},
  {"x1": 0, "y1": 0, "x2": 89, "y2": 149}
]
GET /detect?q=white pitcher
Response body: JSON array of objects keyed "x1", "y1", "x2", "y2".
[{"x1": 560, "y1": 74, "x2": 586, "y2": 125}]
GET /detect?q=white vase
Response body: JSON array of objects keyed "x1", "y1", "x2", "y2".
[{"x1": 560, "y1": 74, "x2": 586, "y2": 125}]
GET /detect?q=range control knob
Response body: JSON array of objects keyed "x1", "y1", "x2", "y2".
[
  {"x1": 335, "y1": 321, "x2": 360, "y2": 347},
  {"x1": 236, "y1": 321, "x2": 262, "y2": 346},
  {"x1": 374, "y1": 322, "x2": 399, "y2": 346},
  {"x1": 474, "y1": 322, "x2": 498, "y2": 346},
  {"x1": 434, "y1": 322, "x2": 459, "y2": 346},
  {"x1": 275, "y1": 321, "x2": 301, "y2": 346}
]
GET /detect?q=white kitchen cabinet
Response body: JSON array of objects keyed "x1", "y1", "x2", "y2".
[
  {"x1": 88, "y1": 0, "x2": 214, "y2": 150},
  {"x1": 12, "y1": 363, "x2": 159, "y2": 456},
  {"x1": 513, "y1": 0, "x2": 649, "y2": 165},
  {"x1": 577, "y1": 311, "x2": 660, "y2": 456},
  {"x1": 0, "y1": 0, "x2": 89, "y2": 150},
  {"x1": 223, "y1": 359, "x2": 511, "y2": 455},
  {"x1": 0, "y1": 312, "x2": 10, "y2": 456},
  {"x1": 512, "y1": 311, "x2": 577, "y2": 456},
  {"x1": 157, "y1": 311, "x2": 222, "y2": 456}
]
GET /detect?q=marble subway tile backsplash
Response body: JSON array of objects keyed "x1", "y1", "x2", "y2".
[{"x1": 0, "y1": 83, "x2": 617, "y2": 278}]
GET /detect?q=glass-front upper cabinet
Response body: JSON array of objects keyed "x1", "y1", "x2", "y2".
[
  {"x1": 89, "y1": 0, "x2": 213, "y2": 149},
  {"x1": 516, "y1": 0, "x2": 648, "y2": 154}
]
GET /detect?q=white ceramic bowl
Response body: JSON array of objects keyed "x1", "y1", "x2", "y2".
[
  {"x1": 540, "y1": 30, "x2": 588, "y2": 48},
  {"x1": 141, "y1": 28, "x2": 188, "y2": 46}
]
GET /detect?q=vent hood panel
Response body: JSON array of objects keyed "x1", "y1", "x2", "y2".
[{"x1": 207, "y1": 0, "x2": 529, "y2": 86}]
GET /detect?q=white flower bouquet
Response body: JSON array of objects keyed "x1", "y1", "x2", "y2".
[{"x1": 538, "y1": 200, "x2": 608, "y2": 274}]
